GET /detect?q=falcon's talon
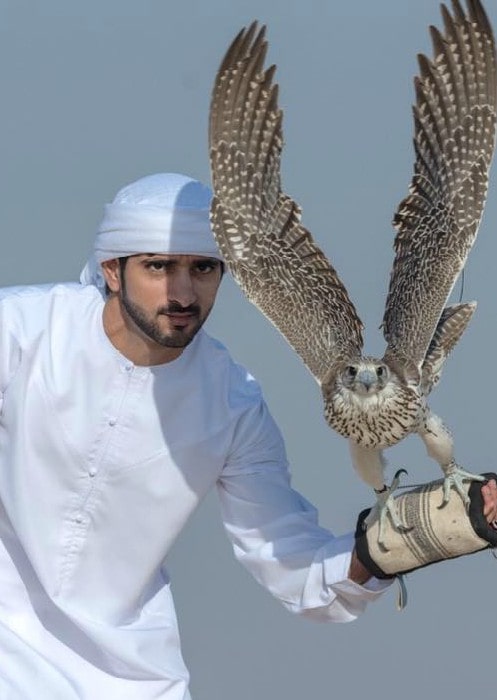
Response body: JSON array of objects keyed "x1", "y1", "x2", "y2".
[
  {"x1": 440, "y1": 464, "x2": 485, "y2": 508},
  {"x1": 366, "y1": 469, "x2": 412, "y2": 548}
]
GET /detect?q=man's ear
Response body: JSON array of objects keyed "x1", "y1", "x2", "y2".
[{"x1": 101, "y1": 259, "x2": 122, "y2": 293}]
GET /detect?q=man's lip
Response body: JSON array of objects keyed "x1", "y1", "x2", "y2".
[{"x1": 163, "y1": 312, "x2": 198, "y2": 326}]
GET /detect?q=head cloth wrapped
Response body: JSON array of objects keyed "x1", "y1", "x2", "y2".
[{"x1": 80, "y1": 173, "x2": 221, "y2": 288}]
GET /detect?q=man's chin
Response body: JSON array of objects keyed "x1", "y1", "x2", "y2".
[
  {"x1": 156, "y1": 326, "x2": 201, "y2": 349},
  {"x1": 157, "y1": 337, "x2": 190, "y2": 349}
]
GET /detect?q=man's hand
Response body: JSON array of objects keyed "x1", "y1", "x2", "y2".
[{"x1": 482, "y1": 479, "x2": 497, "y2": 524}]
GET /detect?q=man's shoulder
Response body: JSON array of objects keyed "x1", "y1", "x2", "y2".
[
  {"x1": 0, "y1": 282, "x2": 100, "y2": 309},
  {"x1": 0, "y1": 283, "x2": 102, "y2": 335},
  {"x1": 196, "y1": 331, "x2": 263, "y2": 403}
]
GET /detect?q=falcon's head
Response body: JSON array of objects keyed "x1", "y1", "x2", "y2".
[
  {"x1": 338, "y1": 358, "x2": 391, "y2": 397},
  {"x1": 322, "y1": 356, "x2": 422, "y2": 446}
]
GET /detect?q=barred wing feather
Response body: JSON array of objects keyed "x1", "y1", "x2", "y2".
[
  {"x1": 383, "y1": 0, "x2": 497, "y2": 370},
  {"x1": 209, "y1": 24, "x2": 364, "y2": 383}
]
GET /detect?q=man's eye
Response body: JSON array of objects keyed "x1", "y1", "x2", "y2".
[
  {"x1": 146, "y1": 262, "x2": 166, "y2": 272},
  {"x1": 195, "y1": 261, "x2": 218, "y2": 274}
]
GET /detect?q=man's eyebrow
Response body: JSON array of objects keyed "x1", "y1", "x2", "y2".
[{"x1": 140, "y1": 254, "x2": 173, "y2": 261}]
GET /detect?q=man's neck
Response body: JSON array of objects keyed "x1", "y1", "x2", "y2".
[{"x1": 102, "y1": 296, "x2": 184, "y2": 366}]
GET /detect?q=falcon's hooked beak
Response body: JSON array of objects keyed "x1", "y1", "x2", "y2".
[{"x1": 357, "y1": 369, "x2": 377, "y2": 393}]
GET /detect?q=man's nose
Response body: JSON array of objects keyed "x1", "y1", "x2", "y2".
[{"x1": 167, "y1": 272, "x2": 197, "y2": 307}]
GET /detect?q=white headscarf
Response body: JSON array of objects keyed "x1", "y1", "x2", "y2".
[{"x1": 80, "y1": 173, "x2": 221, "y2": 288}]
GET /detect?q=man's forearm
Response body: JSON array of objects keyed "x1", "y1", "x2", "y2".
[{"x1": 348, "y1": 548, "x2": 372, "y2": 585}]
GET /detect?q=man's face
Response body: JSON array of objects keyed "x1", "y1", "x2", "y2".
[{"x1": 115, "y1": 254, "x2": 223, "y2": 350}]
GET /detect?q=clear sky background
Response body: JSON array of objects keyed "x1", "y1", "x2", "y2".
[{"x1": 1, "y1": 1, "x2": 497, "y2": 698}]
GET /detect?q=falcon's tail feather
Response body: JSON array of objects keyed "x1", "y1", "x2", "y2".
[{"x1": 421, "y1": 302, "x2": 477, "y2": 393}]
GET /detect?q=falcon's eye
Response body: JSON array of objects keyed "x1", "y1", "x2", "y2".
[
  {"x1": 345, "y1": 366, "x2": 357, "y2": 378},
  {"x1": 376, "y1": 366, "x2": 386, "y2": 378}
]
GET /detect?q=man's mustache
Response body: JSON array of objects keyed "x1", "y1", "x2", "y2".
[{"x1": 158, "y1": 302, "x2": 201, "y2": 316}]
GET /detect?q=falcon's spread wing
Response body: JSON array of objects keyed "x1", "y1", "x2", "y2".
[
  {"x1": 209, "y1": 24, "x2": 364, "y2": 383},
  {"x1": 383, "y1": 0, "x2": 496, "y2": 371}
]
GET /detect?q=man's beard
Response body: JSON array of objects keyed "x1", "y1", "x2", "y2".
[{"x1": 120, "y1": 287, "x2": 207, "y2": 349}]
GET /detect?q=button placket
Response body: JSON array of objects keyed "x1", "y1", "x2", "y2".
[{"x1": 59, "y1": 365, "x2": 135, "y2": 591}]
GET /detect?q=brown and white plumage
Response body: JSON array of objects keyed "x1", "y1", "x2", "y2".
[
  {"x1": 209, "y1": 1, "x2": 496, "y2": 542},
  {"x1": 209, "y1": 24, "x2": 363, "y2": 381},
  {"x1": 383, "y1": 0, "x2": 496, "y2": 371}
]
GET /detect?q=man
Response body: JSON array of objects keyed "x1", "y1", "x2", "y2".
[{"x1": 0, "y1": 172, "x2": 496, "y2": 699}]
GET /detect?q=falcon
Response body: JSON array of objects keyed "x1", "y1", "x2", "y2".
[{"x1": 208, "y1": 0, "x2": 497, "y2": 544}]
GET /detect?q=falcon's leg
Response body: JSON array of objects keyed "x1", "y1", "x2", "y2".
[
  {"x1": 349, "y1": 441, "x2": 410, "y2": 546},
  {"x1": 348, "y1": 440, "x2": 385, "y2": 491},
  {"x1": 419, "y1": 411, "x2": 484, "y2": 508}
]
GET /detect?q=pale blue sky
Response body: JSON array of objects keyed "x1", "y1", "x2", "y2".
[{"x1": 1, "y1": 1, "x2": 496, "y2": 698}]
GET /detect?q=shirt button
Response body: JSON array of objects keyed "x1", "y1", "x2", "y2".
[
  {"x1": 108, "y1": 418, "x2": 116, "y2": 427},
  {"x1": 125, "y1": 364, "x2": 133, "y2": 372},
  {"x1": 88, "y1": 467, "x2": 97, "y2": 477},
  {"x1": 75, "y1": 514, "x2": 84, "y2": 524}
]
